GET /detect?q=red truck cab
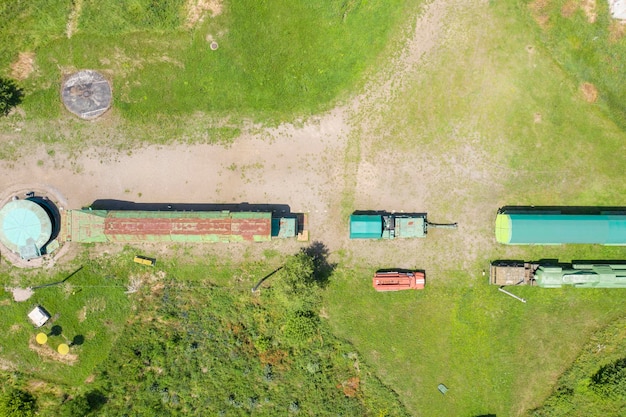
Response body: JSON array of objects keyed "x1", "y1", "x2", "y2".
[{"x1": 373, "y1": 271, "x2": 425, "y2": 291}]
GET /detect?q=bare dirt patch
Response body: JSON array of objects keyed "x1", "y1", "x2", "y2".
[
  {"x1": 186, "y1": 0, "x2": 223, "y2": 28},
  {"x1": 561, "y1": 0, "x2": 578, "y2": 18},
  {"x1": 10, "y1": 52, "x2": 36, "y2": 80},
  {"x1": 529, "y1": 0, "x2": 551, "y2": 29},
  {"x1": 66, "y1": 0, "x2": 83, "y2": 38},
  {"x1": 28, "y1": 337, "x2": 78, "y2": 365},
  {"x1": 78, "y1": 306, "x2": 87, "y2": 322},
  {"x1": 582, "y1": 0, "x2": 597, "y2": 23},
  {"x1": 581, "y1": 82, "x2": 598, "y2": 102}
]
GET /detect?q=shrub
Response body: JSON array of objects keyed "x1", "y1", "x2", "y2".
[{"x1": 0, "y1": 389, "x2": 36, "y2": 417}]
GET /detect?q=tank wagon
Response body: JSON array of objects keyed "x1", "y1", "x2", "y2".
[
  {"x1": 63, "y1": 209, "x2": 299, "y2": 243},
  {"x1": 495, "y1": 207, "x2": 626, "y2": 245},
  {"x1": 490, "y1": 261, "x2": 626, "y2": 288},
  {"x1": 350, "y1": 212, "x2": 457, "y2": 239}
]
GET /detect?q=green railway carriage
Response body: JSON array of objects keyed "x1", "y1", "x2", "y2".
[
  {"x1": 490, "y1": 261, "x2": 626, "y2": 288},
  {"x1": 495, "y1": 208, "x2": 626, "y2": 245},
  {"x1": 65, "y1": 209, "x2": 297, "y2": 243}
]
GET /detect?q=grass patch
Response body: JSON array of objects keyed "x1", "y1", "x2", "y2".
[
  {"x1": 331, "y1": 0, "x2": 626, "y2": 416},
  {"x1": 0, "y1": 248, "x2": 411, "y2": 416},
  {"x1": 4, "y1": 0, "x2": 415, "y2": 127},
  {"x1": 520, "y1": 0, "x2": 626, "y2": 129},
  {"x1": 0, "y1": 255, "x2": 133, "y2": 386},
  {"x1": 325, "y1": 263, "x2": 626, "y2": 417},
  {"x1": 526, "y1": 316, "x2": 626, "y2": 417}
]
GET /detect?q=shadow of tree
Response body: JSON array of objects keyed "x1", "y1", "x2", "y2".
[
  {"x1": 49, "y1": 325, "x2": 62, "y2": 336},
  {"x1": 301, "y1": 241, "x2": 336, "y2": 288},
  {"x1": 0, "y1": 77, "x2": 24, "y2": 116},
  {"x1": 86, "y1": 390, "x2": 107, "y2": 412}
]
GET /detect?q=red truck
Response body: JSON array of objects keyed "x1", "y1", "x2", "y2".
[{"x1": 373, "y1": 271, "x2": 425, "y2": 291}]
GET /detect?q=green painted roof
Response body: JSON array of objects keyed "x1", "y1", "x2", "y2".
[
  {"x1": 534, "y1": 264, "x2": 626, "y2": 288},
  {"x1": 68, "y1": 209, "x2": 273, "y2": 243},
  {"x1": 271, "y1": 217, "x2": 297, "y2": 238},
  {"x1": 0, "y1": 200, "x2": 52, "y2": 258},
  {"x1": 349, "y1": 215, "x2": 382, "y2": 239},
  {"x1": 394, "y1": 216, "x2": 425, "y2": 238},
  {"x1": 495, "y1": 213, "x2": 626, "y2": 245}
]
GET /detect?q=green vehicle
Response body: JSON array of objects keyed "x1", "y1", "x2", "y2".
[
  {"x1": 349, "y1": 212, "x2": 457, "y2": 239},
  {"x1": 490, "y1": 261, "x2": 626, "y2": 288}
]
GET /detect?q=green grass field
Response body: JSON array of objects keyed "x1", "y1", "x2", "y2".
[
  {"x1": 2, "y1": 0, "x2": 413, "y2": 126},
  {"x1": 2, "y1": 0, "x2": 626, "y2": 416}
]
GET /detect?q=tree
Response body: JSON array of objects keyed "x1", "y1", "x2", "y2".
[
  {"x1": 0, "y1": 77, "x2": 23, "y2": 116},
  {"x1": 0, "y1": 388, "x2": 36, "y2": 417},
  {"x1": 590, "y1": 357, "x2": 626, "y2": 399},
  {"x1": 60, "y1": 395, "x2": 91, "y2": 417},
  {"x1": 272, "y1": 252, "x2": 319, "y2": 311}
]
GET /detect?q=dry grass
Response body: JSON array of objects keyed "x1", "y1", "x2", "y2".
[
  {"x1": 529, "y1": 0, "x2": 552, "y2": 29},
  {"x1": 10, "y1": 51, "x2": 36, "y2": 80},
  {"x1": 28, "y1": 336, "x2": 78, "y2": 365},
  {"x1": 66, "y1": 0, "x2": 84, "y2": 38},
  {"x1": 581, "y1": 0, "x2": 596, "y2": 23},
  {"x1": 185, "y1": 0, "x2": 223, "y2": 28},
  {"x1": 581, "y1": 82, "x2": 598, "y2": 102},
  {"x1": 561, "y1": 0, "x2": 578, "y2": 18},
  {"x1": 608, "y1": 20, "x2": 626, "y2": 42}
]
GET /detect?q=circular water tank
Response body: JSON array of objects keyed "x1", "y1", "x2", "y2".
[
  {"x1": 61, "y1": 70, "x2": 112, "y2": 119},
  {"x1": 0, "y1": 200, "x2": 52, "y2": 258}
]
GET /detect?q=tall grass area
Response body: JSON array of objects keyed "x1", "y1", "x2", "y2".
[
  {"x1": 2, "y1": 0, "x2": 416, "y2": 125},
  {"x1": 0, "y1": 247, "x2": 410, "y2": 416},
  {"x1": 526, "y1": 316, "x2": 626, "y2": 416},
  {"x1": 328, "y1": 0, "x2": 626, "y2": 416}
]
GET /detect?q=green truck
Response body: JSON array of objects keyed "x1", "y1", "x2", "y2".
[{"x1": 349, "y1": 212, "x2": 457, "y2": 239}]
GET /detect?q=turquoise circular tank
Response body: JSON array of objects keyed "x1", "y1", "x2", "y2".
[{"x1": 0, "y1": 199, "x2": 52, "y2": 257}]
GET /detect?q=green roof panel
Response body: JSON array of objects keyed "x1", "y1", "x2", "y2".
[
  {"x1": 496, "y1": 213, "x2": 626, "y2": 245},
  {"x1": 350, "y1": 215, "x2": 382, "y2": 239}
]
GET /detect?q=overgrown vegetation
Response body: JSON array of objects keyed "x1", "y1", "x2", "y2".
[
  {"x1": 0, "y1": 247, "x2": 409, "y2": 416},
  {"x1": 526, "y1": 317, "x2": 626, "y2": 417}
]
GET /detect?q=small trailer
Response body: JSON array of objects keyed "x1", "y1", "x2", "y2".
[{"x1": 373, "y1": 270, "x2": 425, "y2": 291}]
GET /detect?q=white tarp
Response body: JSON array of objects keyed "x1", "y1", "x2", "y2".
[{"x1": 609, "y1": 0, "x2": 626, "y2": 19}]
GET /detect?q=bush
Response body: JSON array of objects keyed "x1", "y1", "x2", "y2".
[
  {"x1": 0, "y1": 388, "x2": 36, "y2": 417},
  {"x1": 283, "y1": 310, "x2": 319, "y2": 346},
  {"x1": 590, "y1": 357, "x2": 626, "y2": 399}
]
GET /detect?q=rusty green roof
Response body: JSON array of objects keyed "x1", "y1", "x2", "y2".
[{"x1": 68, "y1": 210, "x2": 273, "y2": 243}]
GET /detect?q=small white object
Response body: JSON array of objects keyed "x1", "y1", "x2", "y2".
[{"x1": 28, "y1": 306, "x2": 50, "y2": 327}]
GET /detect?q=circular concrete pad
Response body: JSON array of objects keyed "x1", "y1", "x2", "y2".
[{"x1": 61, "y1": 70, "x2": 112, "y2": 120}]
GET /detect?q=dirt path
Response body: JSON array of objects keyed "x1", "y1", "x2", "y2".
[{"x1": 0, "y1": 0, "x2": 452, "y2": 265}]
